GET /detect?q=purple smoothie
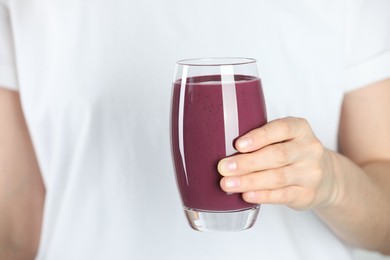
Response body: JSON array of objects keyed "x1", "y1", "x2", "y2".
[{"x1": 171, "y1": 75, "x2": 267, "y2": 211}]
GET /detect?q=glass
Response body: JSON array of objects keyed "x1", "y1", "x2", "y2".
[{"x1": 171, "y1": 57, "x2": 267, "y2": 232}]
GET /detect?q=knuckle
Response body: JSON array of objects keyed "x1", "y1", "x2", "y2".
[
  {"x1": 274, "y1": 144, "x2": 289, "y2": 164},
  {"x1": 278, "y1": 119, "x2": 292, "y2": 136},
  {"x1": 254, "y1": 126, "x2": 267, "y2": 139},
  {"x1": 276, "y1": 189, "x2": 290, "y2": 204},
  {"x1": 244, "y1": 157, "x2": 257, "y2": 172},
  {"x1": 290, "y1": 116, "x2": 309, "y2": 129},
  {"x1": 245, "y1": 174, "x2": 257, "y2": 189},
  {"x1": 274, "y1": 168, "x2": 289, "y2": 187},
  {"x1": 310, "y1": 139, "x2": 324, "y2": 157},
  {"x1": 298, "y1": 117, "x2": 309, "y2": 127},
  {"x1": 253, "y1": 126, "x2": 268, "y2": 145}
]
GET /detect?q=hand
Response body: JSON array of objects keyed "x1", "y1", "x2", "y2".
[{"x1": 218, "y1": 117, "x2": 339, "y2": 210}]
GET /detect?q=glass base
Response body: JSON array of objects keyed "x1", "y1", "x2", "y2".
[{"x1": 184, "y1": 206, "x2": 260, "y2": 232}]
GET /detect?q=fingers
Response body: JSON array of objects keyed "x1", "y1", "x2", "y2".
[
  {"x1": 220, "y1": 166, "x2": 296, "y2": 192},
  {"x1": 216, "y1": 116, "x2": 328, "y2": 209},
  {"x1": 234, "y1": 117, "x2": 309, "y2": 153},
  {"x1": 220, "y1": 166, "x2": 321, "y2": 193},
  {"x1": 242, "y1": 186, "x2": 316, "y2": 210},
  {"x1": 220, "y1": 174, "x2": 317, "y2": 210},
  {"x1": 243, "y1": 187, "x2": 298, "y2": 205},
  {"x1": 218, "y1": 141, "x2": 300, "y2": 176}
]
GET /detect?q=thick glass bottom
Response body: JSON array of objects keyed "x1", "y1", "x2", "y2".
[{"x1": 184, "y1": 205, "x2": 260, "y2": 232}]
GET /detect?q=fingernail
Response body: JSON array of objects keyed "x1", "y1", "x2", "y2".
[
  {"x1": 219, "y1": 159, "x2": 237, "y2": 173},
  {"x1": 225, "y1": 178, "x2": 240, "y2": 189},
  {"x1": 237, "y1": 137, "x2": 253, "y2": 150}
]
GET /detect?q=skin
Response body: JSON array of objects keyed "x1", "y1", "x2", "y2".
[
  {"x1": 0, "y1": 79, "x2": 389, "y2": 258},
  {"x1": 218, "y1": 78, "x2": 390, "y2": 254},
  {"x1": 0, "y1": 88, "x2": 45, "y2": 260}
]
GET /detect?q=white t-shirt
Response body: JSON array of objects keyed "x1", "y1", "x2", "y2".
[{"x1": 1, "y1": 0, "x2": 390, "y2": 259}]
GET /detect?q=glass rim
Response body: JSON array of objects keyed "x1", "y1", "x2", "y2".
[{"x1": 176, "y1": 57, "x2": 257, "y2": 66}]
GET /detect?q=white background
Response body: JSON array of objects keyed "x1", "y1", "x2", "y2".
[{"x1": 354, "y1": 250, "x2": 390, "y2": 260}]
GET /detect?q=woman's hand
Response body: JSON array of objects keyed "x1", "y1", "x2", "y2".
[{"x1": 218, "y1": 117, "x2": 339, "y2": 210}]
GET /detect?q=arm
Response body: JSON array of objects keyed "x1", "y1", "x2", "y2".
[
  {"x1": 0, "y1": 87, "x2": 45, "y2": 259},
  {"x1": 317, "y1": 79, "x2": 390, "y2": 253},
  {"x1": 217, "y1": 79, "x2": 390, "y2": 254}
]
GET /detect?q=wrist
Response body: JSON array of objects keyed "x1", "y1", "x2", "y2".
[{"x1": 318, "y1": 150, "x2": 346, "y2": 209}]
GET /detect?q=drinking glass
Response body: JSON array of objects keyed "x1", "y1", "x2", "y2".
[{"x1": 171, "y1": 57, "x2": 267, "y2": 232}]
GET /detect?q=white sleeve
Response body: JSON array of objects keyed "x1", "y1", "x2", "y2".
[
  {"x1": 344, "y1": 0, "x2": 390, "y2": 92},
  {"x1": 0, "y1": 1, "x2": 18, "y2": 91}
]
